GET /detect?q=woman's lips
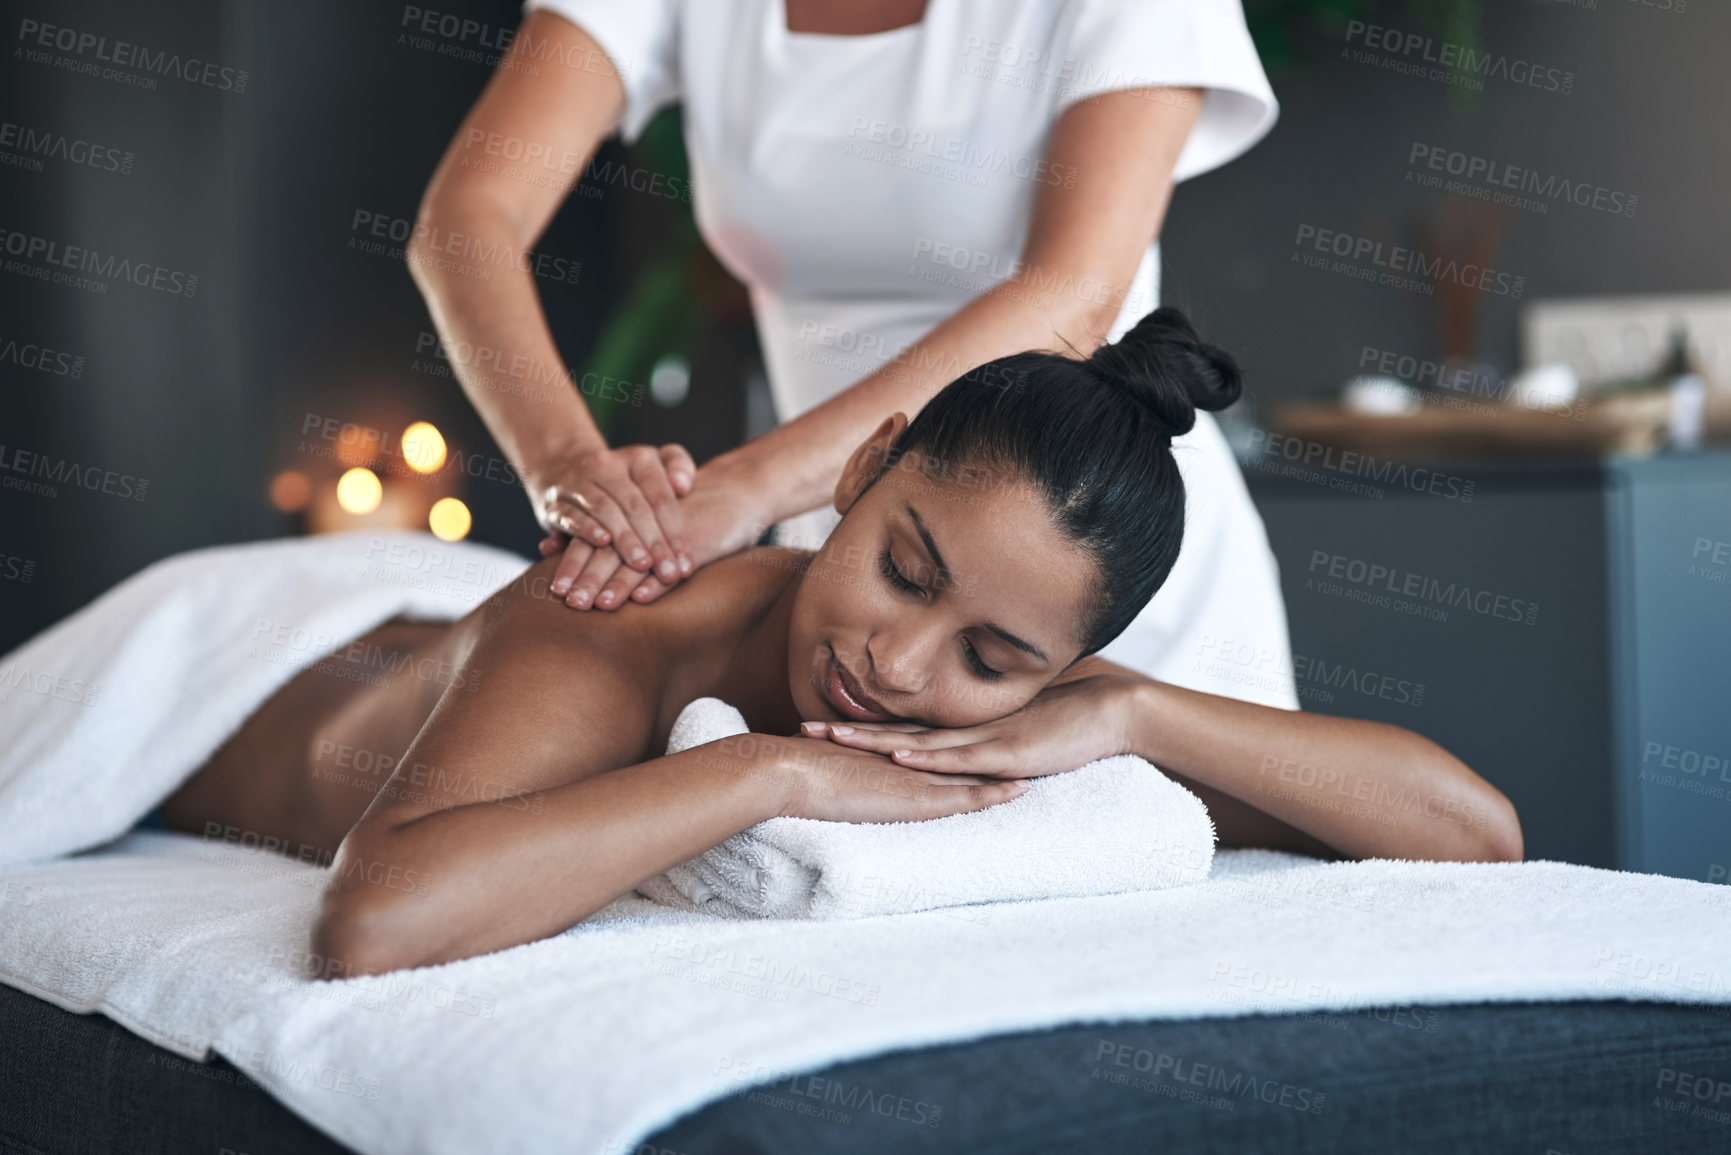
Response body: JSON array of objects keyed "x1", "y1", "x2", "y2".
[{"x1": 824, "y1": 650, "x2": 894, "y2": 722}]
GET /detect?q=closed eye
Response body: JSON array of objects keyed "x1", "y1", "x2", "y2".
[
  {"x1": 879, "y1": 547, "x2": 922, "y2": 596},
  {"x1": 962, "y1": 637, "x2": 1003, "y2": 681}
]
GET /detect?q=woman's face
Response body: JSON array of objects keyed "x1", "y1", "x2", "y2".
[{"x1": 786, "y1": 418, "x2": 1098, "y2": 728}]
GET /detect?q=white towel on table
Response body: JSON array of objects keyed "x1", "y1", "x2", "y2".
[
  {"x1": 4, "y1": 838, "x2": 1731, "y2": 1155},
  {"x1": 636, "y1": 698, "x2": 1217, "y2": 918}
]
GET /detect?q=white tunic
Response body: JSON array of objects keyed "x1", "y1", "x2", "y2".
[{"x1": 525, "y1": 0, "x2": 1298, "y2": 707}]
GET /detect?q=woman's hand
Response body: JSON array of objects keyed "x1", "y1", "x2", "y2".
[
  {"x1": 729, "y1": 733, "x2": 1029, "y2": 823},
  {"x1": 538, "y1": 454, "x2": 781, "y2": 610},
  {"x1": 803, "y1": 674, "x2": 1144, "y2": 779}
]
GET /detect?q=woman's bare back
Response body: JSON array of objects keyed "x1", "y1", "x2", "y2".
[
  {"x1": 156, "y1": 551, "x2": 807, "y2": 860},
  {"x1": 158, "y1": 616, "x2": 478, "y2": 859}
]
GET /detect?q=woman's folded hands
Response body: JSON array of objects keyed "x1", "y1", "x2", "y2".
[
  {"x1": 728, "y1": 732, "x2": 1030, "y2": 823},
  {"x1": 802, "y1": 671, "x2": 1147, "y2": 781},
  {"x1": 709, "y1": 672, "x2": 1145, "y2": 826}
]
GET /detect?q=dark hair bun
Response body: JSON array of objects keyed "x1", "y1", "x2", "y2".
[{"x1": 1086, "y1": 306, "x2": 1242, "y2": 439}]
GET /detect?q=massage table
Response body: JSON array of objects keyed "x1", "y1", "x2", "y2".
[
  {"x1": 3, "y1": 979, "x2": 1728, "y2": 1154},
  {"x1": 4, "y1": 535, "x2": 1729, "y2": 1153}
]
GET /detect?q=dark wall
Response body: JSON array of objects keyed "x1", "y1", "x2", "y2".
[
  {"x1": 0, "y1": 0, "x2": 741, "y2": 653},
  {"x1": 4, "y1": 0, "x2": 1727, "y2": 663},
  {"x1": 1161, "y1": 0, "x2": 1728, "y2": 407},
  {"x1": 3, "y1": 2, "x2": 260, "y2": 648}
]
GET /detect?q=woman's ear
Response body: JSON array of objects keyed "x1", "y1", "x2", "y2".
[{"x1": 833, "y1": 413, "x2": 910, "y2": 515}]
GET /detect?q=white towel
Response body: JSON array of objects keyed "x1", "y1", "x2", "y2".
[
  {"x1": 3, "y1": 836, "x2": 1730, "y2": 1155},
  {"x1": 0, "y1": 531, "x2": 523, "y2": 868},
  {"x1": 636, "y1": 698, "x2": 1216, "y2": 919}
]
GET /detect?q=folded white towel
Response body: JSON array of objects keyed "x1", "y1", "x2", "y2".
[{"x1": 637, "y1": 697, "x2": 1217, "y2": 918}]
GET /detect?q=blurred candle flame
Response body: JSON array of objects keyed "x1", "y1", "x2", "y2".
[
  {"x1": 402, "y1": 421, "x2": 447, "y2": 474},
  {"x1": 428, "y1": 496, "x2": 472, "y2": 541},
  {"x1": 336, "y1": 467, "x2": 383, "y2": 514},
  {"x1": 268, "y1": 469, "x2": 311, "y2": 512}
]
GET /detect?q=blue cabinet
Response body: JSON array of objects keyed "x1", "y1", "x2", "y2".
[
  {"x1": 1608, "y1": 453, "x2": 1731, "y2": 882},
  {"x1": 1247, "y1": 450, "x2": 1731, "y2": 877}
]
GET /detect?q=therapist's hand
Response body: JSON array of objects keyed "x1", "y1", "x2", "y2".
[
  {"x1": 532, "y1": 443, "x2": 696, "y2": 599},
  {"x1": 538, "y1": 456, "x2": 776, "y2": 610}
]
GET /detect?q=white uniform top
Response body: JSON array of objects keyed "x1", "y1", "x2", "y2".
[{"x1": 526, "y1": 0, "x2": 1297, "y2": 708}]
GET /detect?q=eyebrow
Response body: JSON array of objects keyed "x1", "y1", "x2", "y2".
[{"x1": 905, "y1": 502, "x2": 1051, "y2": 666}]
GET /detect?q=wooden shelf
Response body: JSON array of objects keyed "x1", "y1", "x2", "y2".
[{"x1": 1268, "y1": 390, "x2": 1731, "y2": 461}]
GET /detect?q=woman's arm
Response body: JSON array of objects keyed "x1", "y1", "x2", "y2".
[
  {"x1": 1111, "y1": 674, "x2": 1524, "y2": 863},
  {"x1": 312, "y1": 563, "x2": 1025, "y2": 975},
  {"x1": 411, "y1": 10, "x2": 694, "y2": 590},
  {"x1": 697, "y1": 87, "x2": 1203, "y2": 529},
  {"x1": 811, "y1": 659, "x2": 1525, "y2": 864}
]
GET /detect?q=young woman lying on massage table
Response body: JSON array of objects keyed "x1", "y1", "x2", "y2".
[{"x1": 157, "y1": 308, "x2": 1523, "y2": 976}]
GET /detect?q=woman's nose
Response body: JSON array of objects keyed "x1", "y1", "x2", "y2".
[{"x1": 867, "y1": 627, "x2": 941, "y2": 697}]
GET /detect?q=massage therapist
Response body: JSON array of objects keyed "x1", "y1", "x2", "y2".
[{"x1": 409, "y1": 0, "x2": 1297, "y2": 709}]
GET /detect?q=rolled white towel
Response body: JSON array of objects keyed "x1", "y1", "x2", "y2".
[{"x1": 636, "y1": 698, "x2": 1216, "y2": 919}]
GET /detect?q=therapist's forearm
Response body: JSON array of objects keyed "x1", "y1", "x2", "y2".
[
  {"x1": 710, "y1": 282, "x2": 1116, "y2": 522},
  {"x1": 406, "y1": 9, "x2": 625, "y2": 494},
  {"x1": 409, "y1": 216, "x2": 602, "y2": 489}
]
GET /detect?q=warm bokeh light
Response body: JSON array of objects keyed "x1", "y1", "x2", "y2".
[
  {"x1": 401, "y1": 421, "x2": 447, "y2": 473},
  {"x1": 267, "y1": 469, "x2": 312, "y2": 512},
  {"x1": 428, "y1": 496, "x2": 472, "y2": 541},
  {"x1": 335, "y1": 467, "x2": 383, "y2": 514},
  {"x1": 333, "y1": 426, "x2": 382, "y2": 468}
]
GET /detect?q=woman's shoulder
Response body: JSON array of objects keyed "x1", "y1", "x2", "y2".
[
  {"x1": 674, "y1": 546, "x2": 812, "y2": 614},
  {"x1": 480, "y1": 548, "x2": 806, "y2": 650},
  {"x1": 718, "y1": 545, "x2": 816, "y2": 579}
]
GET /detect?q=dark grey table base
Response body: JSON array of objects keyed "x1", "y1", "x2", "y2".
[{"x1": 3, "y1": 982, "x2": 1727, "y2": 1155}]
